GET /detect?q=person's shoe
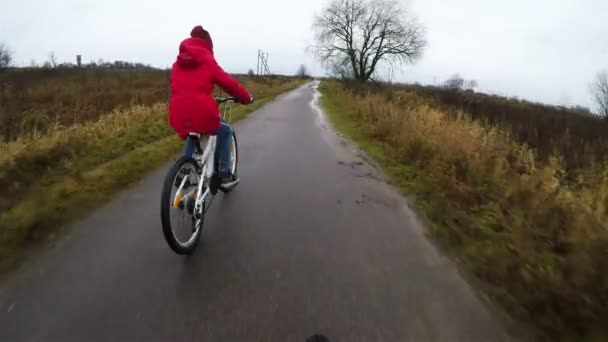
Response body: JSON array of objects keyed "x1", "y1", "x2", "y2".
[
  {"x1": 219, "y1": 170, "x2": 240, "y2": 190},
  {"x1": 220, "y1": 170, "x2": 231, "y2": 181}
]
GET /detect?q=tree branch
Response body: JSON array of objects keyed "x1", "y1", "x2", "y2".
[{"x1": 311, "y1": 0, "x2": 426, "y2": 82}]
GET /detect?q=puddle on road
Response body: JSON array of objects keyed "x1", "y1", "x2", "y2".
[
  {"x1": 309, "y1": 82, "x2": 385, "y2": 182},
  {"x1": 309, "y1": 81, "x2": 443, "y2": 266}
]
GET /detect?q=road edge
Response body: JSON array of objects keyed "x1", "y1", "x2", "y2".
[{"x1": 314, "y1": 81, "x2": 534, "y2": 341}]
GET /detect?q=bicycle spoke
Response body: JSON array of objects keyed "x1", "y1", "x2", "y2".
[{"x1": 168, "y1": 163, "x2": 200, "y2": 245}]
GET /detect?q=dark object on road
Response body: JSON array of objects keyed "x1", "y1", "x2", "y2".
[{"x1": 306, "y1": 334, "x2": 330, "y2": 342}]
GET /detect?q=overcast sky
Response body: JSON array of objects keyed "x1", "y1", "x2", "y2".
[{"x1": 2, "y1": 0, "x2": 607, "y2": 109}]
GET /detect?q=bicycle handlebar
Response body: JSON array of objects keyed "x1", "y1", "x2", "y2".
[{"x1": 215, "y1": 97, "x2": 237, "y2": 105}]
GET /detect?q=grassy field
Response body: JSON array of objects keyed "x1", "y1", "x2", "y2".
[
  {"x1": 0, "y1": 68, "x2": 303, "y2": 141},
  {"x1": 320, "y1": 81, "x2": 608, "y2": 340},
  {"x1": 0, "y1": 68, "x2": 305, "y2": 273},
  {"x1": 0, "y1": 68, "x2": 169, "y2": 141}
]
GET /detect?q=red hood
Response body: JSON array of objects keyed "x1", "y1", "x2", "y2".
[{"x1": 176, "y1": 38, "x2": 213, "y2": 68}]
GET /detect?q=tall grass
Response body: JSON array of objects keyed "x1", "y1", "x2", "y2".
[
  {"x1": 0, "y1": 69, "x2": 170, "y2": 141},
  {"x1": 398, "y1": 84, "x2": 608, "y2": 170},
  {"x1": 0, "y1": 68, "x2": 300, "y2": 142},
  {"x1": 321, "y1": 81, "x2": 608, "y2": 339},
  {"x1": 0, "y1": 103, "x2": 170, "y2": 211}
]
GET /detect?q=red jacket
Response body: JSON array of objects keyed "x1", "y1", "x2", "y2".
[{"x1": 168, "y1": 37, "x2": 251, "y2": 139}]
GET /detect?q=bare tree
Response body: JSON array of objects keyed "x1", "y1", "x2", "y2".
[
  {"x1": 592, "y1": 71, "x2": 608, "y2": 120},
  {"x1": 444, "y1": 74, "x2": 465, "y2": 90},
  {"x1": 311, "y1": 0, "x2": 426, "y2": 83},
  {"x1": 0, "y1": 42, "x2": 12, "y2": 69},
  {"x1": 465, "y1": 79, "x2": 478, "y2": 90},
  {"x1": 296, "y1": 64, "x2": 309, "y2": 78},
  {"x1": 48, "y1": 51, "x2": 57, "y2": 68}
]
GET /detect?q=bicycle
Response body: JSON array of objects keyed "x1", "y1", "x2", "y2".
[{"x1": 160, "y1": 97, "x2": 239, "y2": 254}]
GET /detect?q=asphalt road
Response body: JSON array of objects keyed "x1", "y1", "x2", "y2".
[{"x1": 0, "y1": 84, "x2": 517, "y2": 341}]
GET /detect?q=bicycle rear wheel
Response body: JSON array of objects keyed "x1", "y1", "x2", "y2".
[{"x1": 160, "y1": 156, "x2": 203, "y2": 254}]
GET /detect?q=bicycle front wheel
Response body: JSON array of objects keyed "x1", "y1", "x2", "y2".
[
  {"x1": 160, "y1": 156, "x2": 203, "y2": 254},
  {"x1": 230, "y1": 131, "x2": 238, "y2": 176},
  {"x1": 220, "y1": 131, "x2": 239, "y2": 193}
]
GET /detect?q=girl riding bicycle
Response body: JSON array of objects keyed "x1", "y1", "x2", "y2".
[{"x1": 168, "y1": 25, "x2": 253, "y2": 186}]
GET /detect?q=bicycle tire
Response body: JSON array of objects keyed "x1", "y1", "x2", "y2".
[
  {"x1": 160, "y1": 156, "x2": 203, "y2": 254},
  {"x1": 231, "y1": 131, "x2": 239, "y2": 176}
]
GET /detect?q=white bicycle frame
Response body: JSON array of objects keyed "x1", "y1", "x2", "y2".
[
  {"x1": 172, "y1": 99, "x2": 234, "y2": 221},
  {"x1": 193, "y1": 134, "x2": 216, "y2": 216}
]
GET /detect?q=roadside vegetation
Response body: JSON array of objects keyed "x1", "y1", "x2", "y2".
[
  {"x1": 0, "y1": 68, "x2": 168, "y2": 141},
  {"x1": 0, "y1": 68, "x2": 299, "y2": 141},
  {"x1": 320, "y1": 80, "x2": 608, "y2": 340},
  {"x1": 311, "y1": 0, "x2": 608, "y2": 338},
  {"x1": 0, "y1": 67, "x2": 305, "y2": 272},
  {"x1": 401, "y1": 83, "x2": 608, "y2": 171}
]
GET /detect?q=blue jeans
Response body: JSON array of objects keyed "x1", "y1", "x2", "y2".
[{"x1": 183, "y1": 119, "x2": 233, "y2": 173}]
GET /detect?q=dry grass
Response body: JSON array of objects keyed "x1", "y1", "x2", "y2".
[
  {"x1": 321, "y1": 81, "x2": 608, "y2": 339},
  {"x1": 398, "y1": 83, "x2": 608, "y2": 171},
  {"x1": 0, "y1": 68, "x2": 303, "y2": 142},
  {"x1": 0, "y1": 69, "x2": 170, "y2": 141},
  {"x1": 0, "y1": 103, "x2": 170, "y2": 212}
]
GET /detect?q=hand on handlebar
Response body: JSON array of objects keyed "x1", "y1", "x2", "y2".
[
  {"x1": 215, "y1": 95, "x2": 253, "y2": 106},
  {"x1": 236, "y1": 95, "x2": 254, "y2": 105}
]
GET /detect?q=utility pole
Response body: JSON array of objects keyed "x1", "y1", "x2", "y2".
[
  {"x1": 256, "y1": 50, "x2": 271, "y2": 77},
  {"x1": 256, "y1": 50, "x2": 261, "y2": 77}
]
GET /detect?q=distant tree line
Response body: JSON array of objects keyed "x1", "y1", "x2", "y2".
[
  {"x1": 29, "y1": 57, "x2": 156, "y2": 70},
  {"x1": 438, "y1": 74, "x2": 594, "y2": 115},
  {"x1": 0, "y1": 42, "x2": 156, "y2": 70},
  {"x1": 443, "y1": 73, "x2": 478, "y2": 91}
]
